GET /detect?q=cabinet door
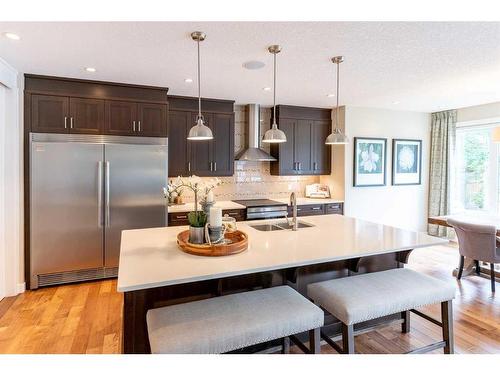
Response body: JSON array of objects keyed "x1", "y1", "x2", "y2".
[
  {"x1": 104, "y1": 100, "x2": 137, "y2": 135},
  {"x1": 137, "y1": 103, "x2": 167, "y2": 137},
  {"x1": 168, "y1": 110, "x2": 191, "y2": 177},
  {"x1": 189, "y1": 112, "x2": 214, "y2": 176},
  {"x1": 312, "y1": 120, "x2": 332, "y2": 174},
  {"x1": 69, "y1": 97, "x2": 105, "y2": 134},
  {"x1": 274, "y1": 118, "x2": 296, "y2": 175},
  {"x1": 212, "y1": 113, "x2": 234, "y2": 176},
  {"x1": 31, "y1": 94, "x2": 69, "y2": 133},
  {"x1": 295, "y1": 120, "x2": 313, "y2": 174}
]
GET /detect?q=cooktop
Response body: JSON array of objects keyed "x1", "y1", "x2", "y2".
[{"x1": 232, "y1": 199, "x2": 285, "y2": 207}]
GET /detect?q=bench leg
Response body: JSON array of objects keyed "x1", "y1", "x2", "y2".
[
  {"x1": 401, "y1": 310, "x2": 411, "y2": 333},
  {"x1": 475, "y1": 260, "x2": 481, "y2": 275},
  {"x1": 441, "y1": 300, "x2": 454, "y2": 354},
  {"x1": 491, "y1": 263, "x2": 496, "y2": 293},
  {"x1": 282, "y1": 336, "x2": 290, "y2": 354},
  {"x1": 457, "y1": 256, "x2": 465, "y2": 280},
  {"x1": 342, "y1": 324, "x2": 355, "y2": 354},
  {"x1": 309, "y1": 328, "x2": 321, "y2": 354}
]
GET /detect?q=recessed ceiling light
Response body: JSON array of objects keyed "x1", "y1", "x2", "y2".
[
  {"x1": 84, "y1": 67, "x2": 96, "y2": 72},
  {"x1": 243, "y1": 61, "x2": 265, "y2": 70},
  {"x1": 184, "y1": 78, "x2": 193, "y2": 83},
  {"x1": 392, "y1": 101, "x2": 400, "y2": 105},
  {"x1": 327, "y1": 93, "x2": 335, "y2": 98},
  {"x1": 263, "y1": 87, "x2": 271, "y2": 91},
  {"x1": 3, "y1": 32, "x2": 20, "y2": 40}
]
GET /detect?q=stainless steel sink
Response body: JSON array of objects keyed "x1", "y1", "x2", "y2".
[{"x1": 250, "y1": 221, "x2": 314, "y2": 232}]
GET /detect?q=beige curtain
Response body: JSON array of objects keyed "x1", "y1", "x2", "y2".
[{"x1": 428, "y1": 110, "x2": 457, "y2": 236}]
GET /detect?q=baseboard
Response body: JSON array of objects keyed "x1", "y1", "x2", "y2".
[{"x1": 16, "y1": 282, "x2": 26, "y2": 294}]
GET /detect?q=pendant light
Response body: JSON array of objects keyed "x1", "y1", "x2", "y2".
[
  {"x1": 187, "y1": 31, "x2": 213, "y2": 141},
  {"x1": 262, "y1": 45, "x2": 287, "y2": 143},
  {"x1": 325, "y1": 56, "x2": 349, "y2": 145}
]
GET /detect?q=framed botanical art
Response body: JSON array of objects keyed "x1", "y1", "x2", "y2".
[
  {"x1": 353, "y1": 137, "x2": 387, "y2": 187},
  {"x1": 392, "y1": 139, "x2": 422, "y2": 185}
]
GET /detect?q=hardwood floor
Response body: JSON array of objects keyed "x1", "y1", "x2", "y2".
[{"x1": 0, "y1": 244, "x2": 498, "y2": 354}]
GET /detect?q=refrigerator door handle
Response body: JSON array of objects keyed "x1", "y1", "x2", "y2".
[
  {"x1": 97, "y1": 161, "x2": 103, "y2": 227},
  {"x1": 105, "y1": 161, "x2": 110, "y2": 227}
]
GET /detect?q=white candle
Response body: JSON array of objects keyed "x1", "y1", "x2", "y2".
[
  {"x1": 207, "y1": 190, "x2": 214, "y2": 203},
  {"x1": 209, "y1": 207, "x2": 222, "y2": 228}
]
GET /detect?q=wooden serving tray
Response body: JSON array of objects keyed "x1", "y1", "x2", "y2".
[{"x1": 177, "y1": 230, "x2": 248, "y2": 257}]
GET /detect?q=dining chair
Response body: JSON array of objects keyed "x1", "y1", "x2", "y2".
[{"x1": 447, "y1": 218, "x2": 499, "y2": 292}]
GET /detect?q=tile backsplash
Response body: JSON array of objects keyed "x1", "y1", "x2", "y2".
[{"x1": 174, "y1": 105, "x2": 320, "y2": 202}]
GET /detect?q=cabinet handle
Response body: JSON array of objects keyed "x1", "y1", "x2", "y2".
[
  {"x1": 210, "y1": 162, "x2": 213, "y2": 172},
  {"x1": 138, "y1": 121, "x2": 141, "y2": 132},
  {"x1": 293, "y1": 162, "x2": 297, "y2": 170},
  {"x1": 313, "y1": 162, "x2": 317, "y2": 170},
  {"x1": 188, "y1": 162, "x2": 191, "y2": 172},
  {"x1": 70, "y1": 117, "x2": 74, "y2": 129},
  {"x1": 297, "y1": 208, "x2": 302, "y2": 211},
  {"x1": 227, "y1": 212, "x2": 239, "y2": 216},
  {"x1": 64, "y1": 116, "x2": 67, "y2": 129},
  {"x1": 312, "y1": 207, "x2": 322, "y2": 210},
  {"x1": 214, "y1": 162, "x2": 217, "y2": 171},
  {"x1": 298, "y1": 162, "x2": 302, "y2": 170},
  {"x1": 176, "y1": 215, "x2": 187, "y2": 219},
  {"x1": 133, "y1": 121, "x2": 136, "y2": 132}
]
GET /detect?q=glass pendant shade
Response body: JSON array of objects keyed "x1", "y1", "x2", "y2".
[
  {"x1": 187, "y1": 116, "x2": 213, "y2": 140},
  {"x1": 263, "y1": 122, "x2": 287, "y2": 143},
  {"x1": 325, "y1": 128, "x2": 349, "y2": 145}
]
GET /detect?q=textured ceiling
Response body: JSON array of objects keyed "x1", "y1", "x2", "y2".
[{"x1": 1, "y1": 22, "x2": 499, "y2": 112}]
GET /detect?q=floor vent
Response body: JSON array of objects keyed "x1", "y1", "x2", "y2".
[{"x1": 38, "y1": 267, "x2": 118, "y2": 287}]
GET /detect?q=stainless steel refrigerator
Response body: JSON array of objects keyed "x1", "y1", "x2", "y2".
[{"x1": 29, "y1": 133, "x2": 168, "y2": 289}]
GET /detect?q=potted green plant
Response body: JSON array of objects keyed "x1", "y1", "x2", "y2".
[{"x1": 166, "y1": 176, "x2": 208, "y2": 244}]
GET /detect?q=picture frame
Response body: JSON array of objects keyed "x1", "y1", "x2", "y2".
[
  {"x1": 392, "y1": 139, "x2": 422, "y2": 185},
  {"x1": 353, "y1": 137, "x2": 387, "y2": 187}
]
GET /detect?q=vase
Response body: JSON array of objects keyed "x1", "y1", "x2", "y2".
[
  {"x1": 189, "y1": 226, "x2": 205, "y2": 244},
  {"x1": 174, "y1": 196, "x2": 183, "y2": 204}
]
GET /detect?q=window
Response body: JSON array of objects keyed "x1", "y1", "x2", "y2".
[{"x1": 451, "y1": 125, "x2": 500, "y2": 214}]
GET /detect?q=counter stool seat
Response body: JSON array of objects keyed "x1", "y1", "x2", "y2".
[
  {"x1": 147, "y1": 285, "x2": 324, "y2": 354},
  {"x1": 307, "y1": 268, "x2": 456, "y2": 354}
]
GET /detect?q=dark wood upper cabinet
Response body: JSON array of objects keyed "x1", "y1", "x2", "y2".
[
  {"x1": 168, "y1": 96, "x2": 235, "y2": 177},
  {"x1": 270, "y1": 105, "x2": 332, "y2": 176},
  {"x1": 137, "y1": 103, "x2": 167, "y2": 137},
  {"x1": 104, "y1": 100, "x2": 137, "y2": 135},
  {"x1": 312, "y1": 120, "x2": 331, "y2": 174},
  {"x1": 69, "y1": 97, "x2": 105, "y2": 134},
  {"x1": 168, "y1": 110, "x2": 191, "y2": 177},
  {"x1": 25, "y1": 75, "x2": 168, "y2": 138},
  {"x1": 31, "y1": 95, "x2": 69, "y2": 133},
  {"x1": 212, "y1": 113, "x2": 234, "y2": 176}
]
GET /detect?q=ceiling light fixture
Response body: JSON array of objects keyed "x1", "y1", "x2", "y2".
[
  {"x1": 184, "y1": 78, "x2": 193, "y2": 83},
  {"x1": 84, "y1": 67, "x2": 96, "y2": 72},
  {"x1": 392, "y1": 101, "x2": 400, "y2": 105},
  {"x1": 327, "y1": 93, "x2": 335, "y2": 98},
  {"x1": 263, "y1": 87, "x2": 271, "y2": 91},
  {"x1": 3, "y1": 32, "x2": 20, "y2": 40},
  {"x1": 187, "y1": 31, "x2": 213, "y2": 141},
  {"x1": 243, "y1": 61, "x2": 265, "y2": 70},
  {"x1": 325, "y1": 56, "x2": 349, "y2": 145},
  {"x1": 262, "y1": 45, "x2": 287, "y2": 144}
]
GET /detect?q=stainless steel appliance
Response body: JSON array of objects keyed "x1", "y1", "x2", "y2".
[
  {"x1": 29, "y1": 133, "x2": 168, "y2": 289},
  {"x1": 232, "y1": 199, "x2": 288, "y2": 220}
]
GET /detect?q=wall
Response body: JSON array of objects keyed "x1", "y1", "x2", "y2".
[
  {"x1": 179, "y1": 105, "x2": 320, "y2": 202},
  {"x1": 323, "y1": 106, "x2": 431, "y2": 231},
  {"x1": 457, "y1": 101, "x2": 500, "y2": 124},
  {"x1": 0, "y1": 57, "x2": 23, "y2": 297}
]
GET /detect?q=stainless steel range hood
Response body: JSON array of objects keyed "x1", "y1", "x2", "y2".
[{"x1": 235, "y1": 104, "x2": 277, "y2": 161}]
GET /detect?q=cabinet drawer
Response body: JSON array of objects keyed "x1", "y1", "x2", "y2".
[
  {"x1": 296, "y1": 204, "x2": 325, "y2": 217},
  {"x1": 168, "y1": 212, "x2": 190, "y2": 226},
  {"x1": 325, "y1": 203, "x2": 343, "y2": 215},
  {"x1": 222, "y1": 209, "x2": 245, "y2": 222}
]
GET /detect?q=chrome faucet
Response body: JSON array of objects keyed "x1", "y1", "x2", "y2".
[{"x1": 290, "y1": 192, "x2": 298, "y2": 231}]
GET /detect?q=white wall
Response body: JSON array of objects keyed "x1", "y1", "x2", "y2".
[
  {"x1": 323, "y1": 106, "x2": 431, "y2": 231},
  {"x1": 0, "y1": 57, "x2": 23, "y2": 297},
  {"x1": 457, "y1": 101, "x2": 500, "y2": 124}
]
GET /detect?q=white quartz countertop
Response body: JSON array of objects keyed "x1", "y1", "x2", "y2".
[
  {"x1": 274, "y1": 197, "x2": 344, "y2": 205},
  {"x1": 117, "y1": 215, "x2": 447, "y2": 292},
  {"x1": 168, "y1": 200, "x2": 245, "y2": 213}
]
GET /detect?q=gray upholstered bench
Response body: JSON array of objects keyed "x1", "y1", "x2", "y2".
[
  {"x1": 146, "y1": 285, "x2": 324, "y2": 354},
  {"x1": 307, "y1": 268, "x2": 456, "y2": 354}
]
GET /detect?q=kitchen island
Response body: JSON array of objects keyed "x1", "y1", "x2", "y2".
[{"x1": 118, "y1": 214, "x2": 447, "y2": 353}]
